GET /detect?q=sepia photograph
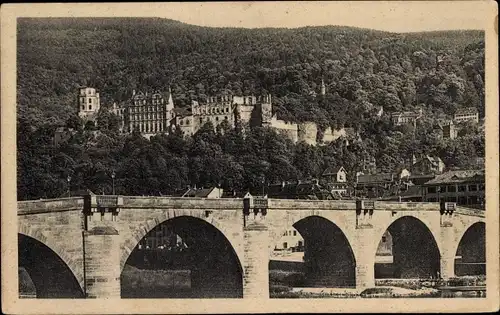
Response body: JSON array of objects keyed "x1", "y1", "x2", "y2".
[{"x1": 1, "y1": 1, "x2": 499, "y2": 314}]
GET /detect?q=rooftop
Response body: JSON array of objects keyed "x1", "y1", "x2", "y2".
[
  {"x1": 267, "y1": 180, "x2": 333, "y2": 200},
  {"x1": 132, "y1": 90, "x2": 172, "y2": 101},
  {"x1": 454, "y1": 107, "x2": 478, "y2": 116},
  {"x1": 415, "y1": 155, "x2": 443, "y2": 167},
  {"x1": 322, "y1": 166, "x2": 345, "y2": 176},
  {"x1": 357, "y1": 173, "x2": 394, "y2": 184},
  {"x1": 424, "y1": 169, "x2": 485, "y2": 185},
  {"x1": 181, "y1": 187, "x2": 221, "y2": 198}
]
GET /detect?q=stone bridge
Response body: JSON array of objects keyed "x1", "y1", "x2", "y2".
[{"x1": 17, "y1": 195, "x2": 485, "y2": 299}]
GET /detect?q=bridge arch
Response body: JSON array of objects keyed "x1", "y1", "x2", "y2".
[
  {"x1": 269, "y1": 215, "x2": 356, "y2": 289},
  {"x1": 268, "y1": 212, "x2": 355, "y2": 256},
  {"x1": 18, "y1": 233, "x2": 84, "y2": 298},
  {"x1": 454, "y1": 221, "x2": 485, "y2": 276},
  {"x1": 17, "y1": 222, "x2": 84, "y2": 292},
  {"x1": 120, "y1": 211, "x2": 243, "y2": 272},
  {"x1": 373, "y1": 215, "x2": 441, "y2": 279},
  {"x1": 120, "y1": 214, "x2": 243, "y2": 298}
]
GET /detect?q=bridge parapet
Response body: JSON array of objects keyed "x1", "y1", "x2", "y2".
[
  {"x1": 373, "y1": 201, "x2": 440, "y2": 211},
  {"x1": 266, "y1": 199, "x2": 357, "y2": 210},
  {"x1": 120, "y1": 196, "x2": 243, "y2": 209},
  {"x1": 18, "y1": 197, "x2": 84, "y2": 214},
  {"x1": 455, "y1": 206, "x2": 485, "y2": 218},
  {"x1": 17, "y1": 196, "x2": 454, "y2": 214}
]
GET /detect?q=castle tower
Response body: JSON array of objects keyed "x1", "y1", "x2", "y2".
[
  {"x1": 167, "y1": 86, "x2": 174, "y2": 112},
  {"x1": 320, "y1": 78, "x2": 326, "y2": 96},
  {"x1": 260, "y1": 94, "x2": 273, "y2": 125},
  {"x1": 78, "y1": 87, "x2": 100, "y2": 120}
]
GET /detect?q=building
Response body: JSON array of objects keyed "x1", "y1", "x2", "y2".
[
  {"x1": 221, "y1": 191, "x2": 252, "y2": 199},
  {"x1": 181, "y1": 187, "x2": 224, "y2": 198},
  {"x1": 274, "y1": 227, "x2": 304, "y2": 251},
  {"x1": 355, "y1": 169, "x2": 409, "y2": 199},
  {"x1": 77, "y1": 87, "x2": 101, "y2": 122},
  {"x1": 125, "y1": 89, "x2": 176, "y2": 138},
  {"x1": 110, "y1": 102, "x2": 126, "y2": 132},
  {"x1": 411, "y1": 155, "x2": 446, "y2": 175},
  {"x1": 267, "y1": 180, "x2": 333, "y2": 200},
  {"x1": 408, "y1": 174, "x2": 436, "y2": 186},
  {"x1": 390, "y1": 109, "x2": 423, "y2": 126},
  {"x1": 79, "y1": 86, "x2": 358, "y2": 146},
  {"x1": 454, "y1": 107, "x2": 479, "y2": 123},
  {"x1": 138, "y1": 224, "x2": 180, "y2": 250},
  {"x1": 175, "y1": 94, "x2": 272, "y2": 137},
  {"x1": 53, "y1": 127, "x2": 76, "y2": 146},
  {"x1": 321, "y1": 166, "x2": 348, "y2": 196},
  {"x1": 441, "y1": 120, "x2": 459, "y2": 140},
  {"x1": 423, "y1": 169, "x2": 485, "y2": 208},
  {"x1": 375, "y1": 231, "x2": 394, "y2": 264}
]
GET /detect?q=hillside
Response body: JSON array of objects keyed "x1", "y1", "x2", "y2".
[
  {"x1": 18, "y1": 18, "x2": 484, "y2": 126},
  {"x1": 16, "y1": 18, "x2": 485, "y2": 200}
]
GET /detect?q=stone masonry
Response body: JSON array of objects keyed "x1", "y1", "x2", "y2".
[{"x1": 17, "y1": 196, "x2": 485, "y2": 298}]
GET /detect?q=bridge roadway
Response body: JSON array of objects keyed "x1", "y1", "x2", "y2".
[{"x1": 17, "y1": 195, "x2": 485, "y2": 299}]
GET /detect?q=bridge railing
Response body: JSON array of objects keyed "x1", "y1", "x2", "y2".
[
  {"x1": 18, "y1": 197, "x2": 85, "y2": 214},
  {"x1": 18, "y1": 195, "x2": 482, "y2": 215}
]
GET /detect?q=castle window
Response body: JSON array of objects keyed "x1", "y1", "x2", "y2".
[
  {"x1": 216, "y1": 117, "x2": 219, "y2": 122},
  {"x1": 224, "y1": 116, "x2": 228, "y2": 120},
  {"x1": 226, "y1": 108, "x2": 229, "y2": 113},
  {"x1": 293, "y1": 230, "x2": 297, "y2": 236},
  {"x1": 88, "y1": 98, "x2": 92, "y2": 104},
  {"x1": 81, "y1": 105, "x2": 84, "y2": 110},
  {"x1": 89, "y1": 105, "x2": 92, "y2": 110},
  {"x1": 200, "y1": 117, "x2": 203, "y2": 123},
  {"x1": 382, "y1": 236, "x2": 387, "y2": 243},
  {"x1": 283, "y1": 242, "x2": 288, "y2": 249}
]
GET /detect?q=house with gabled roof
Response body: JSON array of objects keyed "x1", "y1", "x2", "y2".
[
  {"x1": 267, "y1": 180, "x2": 333, "y2": 200},
  {"x1": 182, "y1": 187, "x2": 223, "y2": 198},
  {"x1": 321, "y1": 166, "x2": 348, "y2": 196},
  {"x1": 411, "y1": 155, "x2": 446, "y2": 175}
]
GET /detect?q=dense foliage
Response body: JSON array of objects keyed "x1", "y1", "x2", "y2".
[{"x1": 17, "y1": 18, "x2": 485, "y2": 200}]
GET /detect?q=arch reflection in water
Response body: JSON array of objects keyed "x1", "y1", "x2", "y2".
[{"x1": 121, "y1": 216, "x2": 243, "y2": 298}]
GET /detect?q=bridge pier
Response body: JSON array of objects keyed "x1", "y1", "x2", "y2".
[
  {"x1": 439, "y1": 208, "x2": 457, "y2": 279},
  {"x1": 354, "y1": 229, "x2": 375, "y2": 290},
  {"x1": 82, "y1": 195, "x2": 122, "y2": 298},
  {"x1": 242, "y1": 200, "x2": 269, "y2": 299},
  {"x1": 83, "y1": 228, "x2": 121, "y2": 298}
]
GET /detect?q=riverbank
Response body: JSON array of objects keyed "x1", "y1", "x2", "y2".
[{"x1": 270, "y1": 273, "x2": 486, "y2": 298}]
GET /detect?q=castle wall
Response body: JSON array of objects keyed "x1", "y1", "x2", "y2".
[
  {"x1": 269, "y1": 116, "x2": 298, "y2": 143},
  {"x1": 322, "y1": 127, "x2": 347, "y2": 143},
  {"x1": 298, "y1": 122, "x2": 318, "y2": 145},
  {"x1": 236, "y1": 104, "x2": 254, "y2": 127}
]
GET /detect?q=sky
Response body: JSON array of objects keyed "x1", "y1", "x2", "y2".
[
  {"x1": 4, "y1": 1, "x2": 495, "y2": 33},
  {"x1": 146, "y1": 1, "x2": 492, "y2": 33}
]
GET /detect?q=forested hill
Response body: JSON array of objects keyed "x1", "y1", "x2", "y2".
[
  {"x1": 17, "y1": 18, "x2": 485, "y2": 200},
  {"x1": 18, "y1": 18, "x2": 484, "y2": 128}
]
